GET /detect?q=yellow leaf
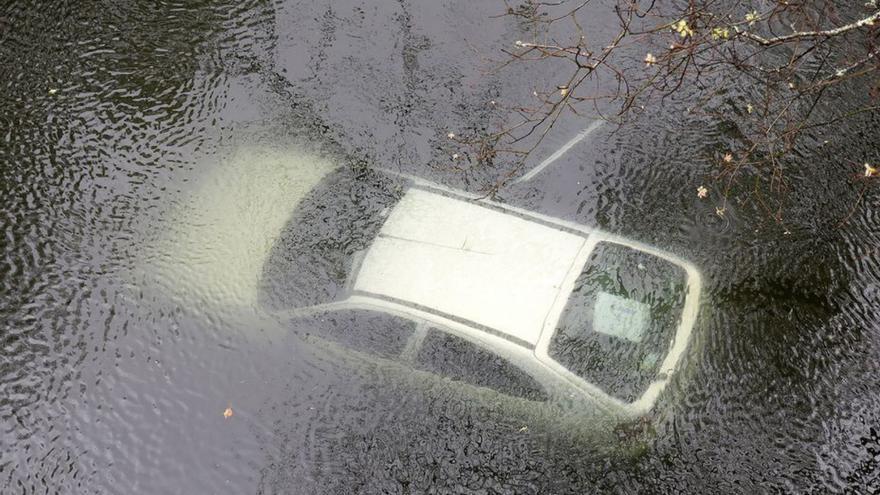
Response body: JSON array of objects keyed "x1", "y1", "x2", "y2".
[
  {"x1": 223, "y1": 406, "x2": 233, "y2": 419},
  {"x1": 673, "y1": 20, "x2": 694, "y2": 38},
  {"x1": 711, "y1": 27, "x2": 730, "y2": 40},
  {"x1": 746, "y1": 11, "x2": 759, "y2": 25}
]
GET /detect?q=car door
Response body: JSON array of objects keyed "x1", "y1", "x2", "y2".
[
  {"x1": 407, "y1": 327, "x2": 549, "y2": 402},
  {"x1": 290, "y1": 309, "x2": 549, "y2": 403}
]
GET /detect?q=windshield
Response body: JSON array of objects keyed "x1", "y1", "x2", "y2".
[
  {"x1": 548, "y1": 241, "x2": 688, "y2": 403},
  {"x1": 259, "y1": 167, "x2": 409, "y2": 310}
]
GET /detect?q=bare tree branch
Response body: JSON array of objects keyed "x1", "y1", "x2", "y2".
[
  {"x1": 741, "y1": 10, "x2": 880, "y2": 46},
  {"x1": 445, "y1": 1, "x2": 880, "y2": 215}
]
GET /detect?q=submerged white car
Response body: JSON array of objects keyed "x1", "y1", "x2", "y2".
[
  {"x1": 259, "y1": 164, "x2": 701, "y2": 441},
  {"x1": 157, "y1": 147, "x2": 701, "y2": 449}
]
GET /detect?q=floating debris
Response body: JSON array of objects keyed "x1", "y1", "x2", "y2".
[{"x1": 697, "y1": 185, "x2": 708, "y2": 198}]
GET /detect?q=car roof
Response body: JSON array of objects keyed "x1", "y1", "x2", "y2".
[{"x1": 350, "y1": 187, "x2": 588, "y2": 347}]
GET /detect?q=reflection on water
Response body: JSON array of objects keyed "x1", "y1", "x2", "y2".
[{"x1": 2, "y1": 0, "x2": 880, "y2": 493}]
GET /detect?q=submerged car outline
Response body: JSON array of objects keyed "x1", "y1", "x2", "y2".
[
  {"x1": 153, "y1": 145, "x2": 702, "y2": 445},
  {"x1": 260, "y1": 166, "x2": 702, "y2": 426}
]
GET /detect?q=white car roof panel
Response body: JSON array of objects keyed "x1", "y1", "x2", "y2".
[{"x1": 353, "y1": 188, "x2": 586, "y2": 346}]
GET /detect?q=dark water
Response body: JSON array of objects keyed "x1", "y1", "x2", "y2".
[{"x1": 2, "y1": 1, "x2": 880, "y2": 493}]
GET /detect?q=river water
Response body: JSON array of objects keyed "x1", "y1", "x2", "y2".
[{"x1": 2, "y1": 1, "x2": 880, "y2": 493}]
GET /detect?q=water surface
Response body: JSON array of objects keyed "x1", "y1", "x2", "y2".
[{"x1": 2, "y1": 1, "x2": 880, "y2": 493}]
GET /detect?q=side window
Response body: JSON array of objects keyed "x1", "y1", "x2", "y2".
[
  {"x1": 295, "y1": 310, "x2": 416, "y2": 359},
  {"x1": 415, "y1": 330, "x2": 547, "y2": 402}
]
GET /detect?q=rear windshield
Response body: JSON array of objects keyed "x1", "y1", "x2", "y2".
[
  {"x1": 260, "y1": 168, "x2": 409, "y2": 310},
  {"x1": 548, "y1": 241, "x2": 687, "y2": 403}
]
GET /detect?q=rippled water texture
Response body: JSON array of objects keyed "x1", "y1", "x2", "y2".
[{"x1": 2, "y1": 1, "x2": 880, "y2": 493}]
